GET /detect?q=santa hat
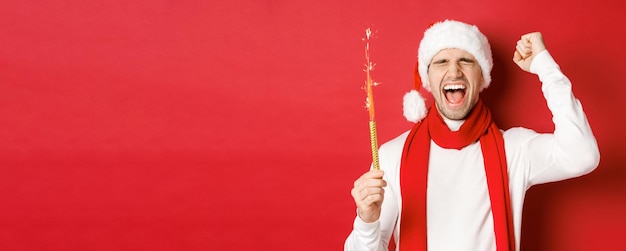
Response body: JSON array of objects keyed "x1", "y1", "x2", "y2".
[{"x1": 403, "y1": 20, "x2": 493, "y2": 123}]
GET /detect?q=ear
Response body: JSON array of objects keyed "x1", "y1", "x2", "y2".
[{"x1": 480, "y1": 74, "x2": 486, "y2": 91}]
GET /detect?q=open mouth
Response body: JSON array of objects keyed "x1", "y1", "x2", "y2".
[{"x1": 443, "y1": 84, "x2": 466, "y2": 106}]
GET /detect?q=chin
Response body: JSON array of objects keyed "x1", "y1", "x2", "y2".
[
  {"x1": 440, "y1": 106, "x2": 471, "y2": 120},
  {"x1": 445, "y1": 113, "x2": 468, "y2": 120}
]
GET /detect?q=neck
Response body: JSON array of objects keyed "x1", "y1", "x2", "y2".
[{"x1": 442, "y1": 117, "x2": 465, "y2": 132}]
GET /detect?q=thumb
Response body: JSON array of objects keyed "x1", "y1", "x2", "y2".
[{"x1": 512, "y1": 50, "x2": 522, "y2": 63}]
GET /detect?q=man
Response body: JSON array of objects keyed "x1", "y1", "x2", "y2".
[{"x1": 344, "y1": 20, "x2": 600, "y2": 251}]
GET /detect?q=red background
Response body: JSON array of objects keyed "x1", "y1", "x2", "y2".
[{"x1": 1, "y1": 1, "x2": 624, "y2": 250}]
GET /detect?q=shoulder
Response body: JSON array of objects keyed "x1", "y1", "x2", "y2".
[
  {"x1": 378, "y1": 130, "x2": 410, "y2": 189},
  {"x1": 377, "y1": 130, "x2": 410, "y2": 172},
  {"x1": 502, "y1": 127, "x2": 539, "y2": 147},
  {"x1": 379, "y1": 130, "x2": 410, "y2": 157},
  {"x1": 502, "y1": 126, "x2": 542, "y2": 159},
  {"x1": 503, "y1": 127, "x2": 539, "y2": 143}
]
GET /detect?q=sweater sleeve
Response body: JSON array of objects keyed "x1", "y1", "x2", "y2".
[
  {"x1": 524, "y1": 50, "x2": 600, "y2": 185},
  {"x1": 344, "y1": 216, "x2": 387, "y2": 251}
]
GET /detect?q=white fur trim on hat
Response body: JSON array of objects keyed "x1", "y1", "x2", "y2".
[
  {"x1": 417, "y1": 20, "x2": 493, "y2": 92},
  {"x1": 403, "y1": 90, "x2": 427, "y2": 123}
]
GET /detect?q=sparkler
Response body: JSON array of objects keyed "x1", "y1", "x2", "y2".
[{"x1": 363, "y1": 28, "x2": 380, "y2": 170}]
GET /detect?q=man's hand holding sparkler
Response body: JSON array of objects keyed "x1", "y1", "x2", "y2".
[{"x1": 351, "y1": 169, "x2": 387, "y2": 223}]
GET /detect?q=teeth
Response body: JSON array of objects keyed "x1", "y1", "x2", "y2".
[{"x1": 444, "y1": 84, "x2": 465, "y2": 91}]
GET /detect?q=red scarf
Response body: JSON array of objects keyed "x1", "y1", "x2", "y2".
[{"x1": 398, "y1": 100, "x2": 515, "y2": 251}]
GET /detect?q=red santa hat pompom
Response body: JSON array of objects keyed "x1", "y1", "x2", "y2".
[{"x1": 403, "y1": 19, "x2": 493, "y2": 123}]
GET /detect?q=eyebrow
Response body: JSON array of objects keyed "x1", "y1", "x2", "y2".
[
  {"x1": 459, "y1": 57, "x2": 475, "y2": 63},
  {"x1": 431, "y1": 57, "x2": 475, "y2": 64}
]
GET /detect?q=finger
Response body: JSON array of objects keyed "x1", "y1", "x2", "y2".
[
  {"x1": 352, "y1": 186, "x2": 371, "y2": 203},
  {"x1": 353, "y1": 175, "x2": 386, "y2": 191},
  {"x1": 354, "y1": 180, "x2": 387, "y2": 198},
  {"x1": 521, "y1": 33, "x2": 534, "y2": 45},
  {"x1": 516, "y1": 41, "x2": 531, "y2": 57},
  {"x1": 360, "y1": 175, "x2": 387, "y2": 187},
  {"x1": 525, "y1": 32, "x2": 542, "y2": 44},
  {"x1": 359, "y1": 186, "x2": 385, "y2": 198},
  {"x1": 362, "y1": 192, "x2": 384, "y2": 206},
  {"x1": 366, "y1": 169, "x2": 385, "y2": 178},
  {"x1": 352, "y1": 185, "x2": 384, "y2": 204},
  {"x1": 359, "y1": 187, "x2": 385, "y2": 204}
]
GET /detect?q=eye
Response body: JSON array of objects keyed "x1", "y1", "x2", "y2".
[
  {"x1": 430, "y1": 59, "x2": 448, "y2": 67},
  {"x1": 459, "y1": 58, "x2": 475, "y2": 65}
]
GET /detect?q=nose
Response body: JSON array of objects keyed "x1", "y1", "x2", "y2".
[{"x1": 446, "y1": 61, "x2": 463, "y2": 79}]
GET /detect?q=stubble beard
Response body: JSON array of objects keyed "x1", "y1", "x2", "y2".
[{"x1": 434, "y1": 98, "x2": 477, "y2": 120}]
